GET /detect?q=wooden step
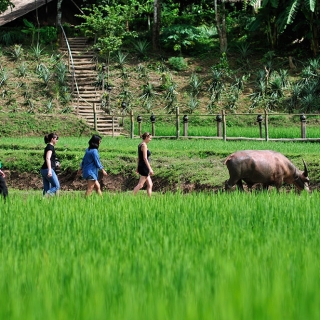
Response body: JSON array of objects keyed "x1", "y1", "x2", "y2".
[{"x1": 61, "y1": 36, "x2": 123, "y2": 135}]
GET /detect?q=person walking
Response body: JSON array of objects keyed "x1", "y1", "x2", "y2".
[
  {"x1": 40, "y1": 133, "x2": 60, "y2": 196},
  {"x1": 0, "y1": 166, "x2": 8, "y2": 200},
  {"x1": 79, "y1": 134, "x2": 108, "y2": 196},
  {"x1": 133, "y1": 132, "x2": 154, "y2": 197}
]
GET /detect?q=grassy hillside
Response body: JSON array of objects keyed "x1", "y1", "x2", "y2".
[{"x1": 0, "y1": 41, "x2": 318, "y2": 119}]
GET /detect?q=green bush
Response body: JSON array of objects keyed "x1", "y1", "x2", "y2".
[{"x1": 168, "y1": 57, "x2": 188, "y2": 71}]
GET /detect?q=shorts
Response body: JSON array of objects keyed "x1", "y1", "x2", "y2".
[
  {"x1": 138, "y1": 166, "x2": 149, "y2": 177},
  {"x1": 86, "y1": 175, "x2": 96, "y2": 181}
]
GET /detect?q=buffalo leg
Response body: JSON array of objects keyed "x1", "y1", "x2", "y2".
[{"x1": 236, "y1": 180, "x2": 245, "y2": 191}]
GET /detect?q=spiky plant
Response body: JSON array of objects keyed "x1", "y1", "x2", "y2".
[
  {"x1": 132, "y1": 39, "x2": 150, "y2": 59},
  {"x1": 31, "y1": 44, "x2": 44, "y2": 61},
  {"x1": 17, "y1": 62, "x2": 28, "y2": 77},
  {"x1": 9, "y1": 44, "x2": 23, "y2": 61},
  {"x1": 0, "y1": 69, "x2": 8, "y2": 87},
  {"x1": 186, "y1": 95, "x2": 199, "y2": 114},
  {"x1": 188, "y1": 73, "x2": 203, "y2": 97},
  {"x1": 114, "y1": 51, "x2": 128, "y2": 69}
]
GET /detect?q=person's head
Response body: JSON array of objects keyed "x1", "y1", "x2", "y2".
[
  {"x1": 88, "y1": 134, "x2": 102, "y2": 149},
  {"x1": 141, "y1": 132, "x2": 152, "y2": 141},
  {"x1": 44, "y1": 133, "x2": 59, "y2": 144}
]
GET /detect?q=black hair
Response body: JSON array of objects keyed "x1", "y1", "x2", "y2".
[
  {"x1": 88, "y1": 134, "x2": 102, "y2": 149},
  {"x1": 44, "y1": 133, "x2": 59, "y2": 144}
]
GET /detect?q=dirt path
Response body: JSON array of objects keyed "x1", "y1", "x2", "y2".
[{"x1": 4, "y1": 170, "x2": 216, "y2": 194}]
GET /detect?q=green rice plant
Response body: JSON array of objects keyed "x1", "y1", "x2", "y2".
[{"x1": 0, "y1": 191, "x2": 320, "y2": 320}]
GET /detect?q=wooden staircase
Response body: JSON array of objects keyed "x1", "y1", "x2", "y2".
[{"x1": 61, "y1": 37, "x2": 121, "y2": 136}]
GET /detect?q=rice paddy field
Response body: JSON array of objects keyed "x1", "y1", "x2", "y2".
[
  {"x1": 1, "y1": 132, "x2": 320, "y2": 319},
  {"x1": 1, "y1": 190, "x2": 320, "y2": 320}
]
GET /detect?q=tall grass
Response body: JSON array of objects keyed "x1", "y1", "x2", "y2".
[{"x1": 0, "y1": 191, "x2": 320, "y2": 320}]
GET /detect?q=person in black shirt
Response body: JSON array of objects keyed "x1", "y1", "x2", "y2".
[
  {"x1": 133, "y1": 132, "x2": 154, "y2": 197},
  {"x1": 0, "y1": 168, "x2": 8, "y2": 200},
  {"x1": 40, "y1": 133, "x2": 60, "y2": 196}
]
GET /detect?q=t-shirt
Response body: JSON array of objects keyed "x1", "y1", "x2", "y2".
[{"x1": 41, "y1": 144, "x2": 57, "y2": 170}]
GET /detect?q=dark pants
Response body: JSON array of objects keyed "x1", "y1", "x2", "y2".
[{"x1": 0, "y1": 175, "x2": 8, "y2": 200}]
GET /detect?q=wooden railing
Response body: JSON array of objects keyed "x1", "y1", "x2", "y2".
[{"x1": 121, "y1": 108, "x2": 320, "y2": 141}]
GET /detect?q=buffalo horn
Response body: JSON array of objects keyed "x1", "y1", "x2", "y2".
[{"x1": 303, "y1": 159, "x2": 308, "y2": 177}]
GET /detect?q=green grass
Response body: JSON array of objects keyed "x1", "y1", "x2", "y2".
[{"x1": 0, "y1": 191, "x2": 320, "y2": 320}]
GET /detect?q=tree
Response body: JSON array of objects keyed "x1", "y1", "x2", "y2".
[
  {"x1": 214, "y1": 0, "x2": 227, "y2": 53},
  {"x1": 152, "y1": 0, "x2": 161, "y2": 51},
  {"x1": 250, "y1": 0, "x2": 320, "y2": 55},
  {"x1": 0, "y1": 0, "x2": 14, "y2": 14},
  {"x1": 78, "y1": 4, "x2": 137, "y2": 82},
  {"x1": 57, "y1": 0, "x2": 63, "y2": 26}
]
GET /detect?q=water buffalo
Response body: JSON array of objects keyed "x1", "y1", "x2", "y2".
[{"x1": 224, "y1": 150, "x2": 310, "y2": 192}]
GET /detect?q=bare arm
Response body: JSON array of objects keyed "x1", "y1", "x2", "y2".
[
  {"x1": 46, "y1": 150, "x2": 53, "y2": 177},
  {"x1": 0, "y1": 169, "x2": 5, "y2": 178}
]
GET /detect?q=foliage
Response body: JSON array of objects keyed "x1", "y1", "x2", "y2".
[
  {"x1": 131, "y1": 39, "x2": 150, "y2": 59},
  {"x1": 0, "y1": 0, "x2": 13, "y2": 14},
  {"x1": 161, "y1": 24, "x2": 201, "y2": 54},
  {"x1": 8, "y1": 44, "x2": 23, "y2": 61},
  {"x1": 77, "y1": 5, "x2": 137, "y2": 56},
  {"x1": 168, "y1": 56, "x2": 188, "y2": 71},
  {"x1": 0, "y1": 29, "x2": 24, "y2": 46},
  {"x1": 31, "y1": 43, "x2": 44, "y2": 61}
]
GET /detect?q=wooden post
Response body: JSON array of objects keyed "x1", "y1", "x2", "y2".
[
  {"x1": 150, "y1": 114, "x2": 156, "y2": 136},
  {"x1": 264, "y1": 109, "x2": 269, "y2": 141},
  {"x1": 130, "y1": 110, "x2": 134, "y2": 138},
  {"x1": 300, "y1": 114, "x2": 306, "y2": 138},
  {"x1": 112, "y1": 115, "x2": 114, "y2": 138},
  {"x1": 222, "y1": 110, "x2": 226, "y2": 141},
  {"x1": 93, "y1": 103, "x2": 97, "y2": 131},
  {"x1": 257, "y1": 114, "x2": 263, "y2": 138},
  {"x1": 216, "y1": 114, "x2": 222, "y2": 137},
  {"x1": 183, "y1": 115, "x2": 188, "y2": 137},
  {"x1": 137, "y1": 115, "x2": 142, "y2": 137},
  {"x1": 176, "y1": 107, "x2": 180, "y2": 139}
]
